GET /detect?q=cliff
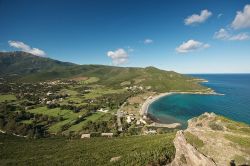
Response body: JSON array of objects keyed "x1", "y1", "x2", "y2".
[{"x1": 170, "y1": 112, "x2": 250, "y2": 166}]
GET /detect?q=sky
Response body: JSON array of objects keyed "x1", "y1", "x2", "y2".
[{"x1": 0, "y1": 0, "x2": 250, "y2": 73}]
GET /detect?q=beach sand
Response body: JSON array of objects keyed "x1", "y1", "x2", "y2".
[{"x1": 140, "y1": 92, "x2": 171, "y2": 116}]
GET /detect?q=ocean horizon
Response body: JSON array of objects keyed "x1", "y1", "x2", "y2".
[{"x1": 148, "y1": 74, "x2": 250, "y2": 128}]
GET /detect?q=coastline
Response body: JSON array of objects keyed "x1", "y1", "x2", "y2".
[
  {"x1": 140, "y1": 90, "x2": 223, "y2": 128},
  {"x1": 139, "y1": 92, "x2": 171, "y2": 116}
]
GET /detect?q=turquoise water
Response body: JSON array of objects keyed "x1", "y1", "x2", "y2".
[{"x1": 147, "y1": 74, "x2": 250, "y2": 128}]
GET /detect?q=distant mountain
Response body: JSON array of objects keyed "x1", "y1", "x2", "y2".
[
  {"x1": 0, "y1": 51, "x2": 206, "y2": 92},
  {"x1": 0, "y1": 51, "x2": 75, "y2": 75}
]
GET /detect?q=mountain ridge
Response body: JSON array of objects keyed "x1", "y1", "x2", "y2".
[{"x1": 0, "y1": 51, "x2": 207, "y2": 92}]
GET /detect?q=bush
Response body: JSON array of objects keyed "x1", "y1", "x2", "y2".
[
  {"x1": 180, "y1": 154, "x2": 187, "y2": 164},
  {"x1": 184, "y1": 131, "x2": 204, "y2": 149},
  {"x1": 209, "y1": 122, "x2": 223, "y2": 130}
]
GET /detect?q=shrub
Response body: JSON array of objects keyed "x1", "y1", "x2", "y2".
[
  {"x1": 180, "y1": 154, "x2": 187, "y2": 164},
  {"x1": 209, "y1": 122, "x2": 223, "y2": 131},
  {"x1": 184, "y1": 131, "x2": 204, "y2": 149}
]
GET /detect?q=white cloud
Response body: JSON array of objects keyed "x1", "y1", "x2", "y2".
[
  {"x1": 8, "y1": 40, "x2": 46, "y2": 56},
  {"x1": 184, "y1": 9, "x2": 212, "y2": 25},
  {"x1": 214, "y1": 28, "x2": 230, "y2": 40},
  {"x1": 176, "y1": 39, "x2": 210, "y2": 53},
  {"x1": 229, "y1": 33, "x2": 250, "y2": 40},
  {"x1": 232, "y1": 4, "x2": 250, "y2": 29},
  {"x1": 107, "y1": 48, "x2": 129, "y2": 65},
  {"x1": 214, "y1": 28, "x2": 250, "y2": 41},
  {"x1": 144, "y1": 38, "x2": 153, "y2": 44}
]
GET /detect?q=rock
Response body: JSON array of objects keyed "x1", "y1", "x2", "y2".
[
  {"x1": 169, "y1": 112, "x2": 250, "y2": 166},
  {"x1": 110, "y1": 156, "x2": 121, "y2": 162},
  {"x1": 170, "y1": 131, "x2": 216, "y2": 166}
]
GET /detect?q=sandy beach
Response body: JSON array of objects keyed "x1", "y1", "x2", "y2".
[{"x1": 139, "y1": 92, "x2": 171, "y2": 116}]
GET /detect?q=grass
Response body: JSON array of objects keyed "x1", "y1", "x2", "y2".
[
  {"x1": 83, "y1": 88, "x2": 125, "y2": 99},
  {"x1": 0, "y1": 133, "x2": 175, "y2": 166},
  {"x1": 214, "y1": 116, "x2": 250, "y2": 135},
  {"x1": 48, "y1": 119, "x2": 73, "y2": 133},
  {"x1": 27, "y1": 107, "x2": 87, "y2": 133},
  {"x1": 224, "y1": 134, "x2": 250, "y2": 147},
  {"x1": 209, "y1": 121, "x2": 224, "y2": 131},
  {"x1": 20, "y1": 120, "x2": 33, "y2": 124},
  {"x1": 82, "y1": 77, "x2": 100, "y2": 84},
  {"x1": 233, "y1": 155, "x2": 250, "y2": 165},
  {"x1": 59, "y1": 87, "x2": 125, "y2": 105},
  {"x1": 59, "y1": 89, "x2": 78, "y2": 96},
  {"x1": 67, "y1": 112, "x2": 105, "y2": 132},
  {"x1": 96, "y1": 113, "x2": 114, "y2": 122},
  {"x1": 184, "y1": 131, "x2": 204, "y2": 149},
  {"x1": 27, "y1": 107, "x2": 106, "y2": 133},
  {"x1": 0, "y1": 94, "x2": 17, "y2": 102},
  {"x1": 27, "y1": 107, "x2": 81, "y2": 118}
]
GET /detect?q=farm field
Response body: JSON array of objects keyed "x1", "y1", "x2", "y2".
[{"x1": 27, "y1": 107, "x2": 106, "y2": 133}]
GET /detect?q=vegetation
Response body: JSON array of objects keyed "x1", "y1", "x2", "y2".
[
  {"x1": 68, "y1": 112, "x2": 105, "y2": 132},
  {"x1": 233, "y1": 155, "x2": 249, "y2": 165},
  {"x1": 0, "y1": 94, "x2": 16, "y2": 102},
  {"x1": 215, "y1": 116, "x2": 250, "y2": 134},
  {"x1": 184, "y1": 131, "x2": 204, "y2": 149},
  {"x1": 224, "y1": 134, "x2": 250, "y2": 147},
  {"x1": 208, "y1": 121, "x2": 224, "y2": 130},
  {"x1": 83, "y1": 77, "x2": 100, "y2": 84},
  {"x1": 0, "y1": 51, "x2": 207, "y2": 93},
  {"x1": 0, "y1": 104, "x2": 56, "y2": 138},
  {"x1": 0, "y1": 51, "x2": 218, "y2": 165},
  {"x1": 0, "y1": 133, "x2": 175, "y2": 166},
  {"x1": 185, "y1": 113, "x2": 250, "y2": 166},
  {"x1": 180, "y1": 154, "x2": 187, "y2": 164}
]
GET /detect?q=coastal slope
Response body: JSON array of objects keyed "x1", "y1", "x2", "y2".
[{"x1": 170, "y1": 112, "x2": 250, "y2": 166}]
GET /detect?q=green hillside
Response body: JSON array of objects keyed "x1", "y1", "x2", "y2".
[
  {"x1": 0, "y1": 51, "x2": 206, "y2": 92},
  {"x1": 0, "y1": 51, "x2": 74, "y2": 76},
  {"x1": 0, "y1": 133, "x2": 175, "y2": 166}
]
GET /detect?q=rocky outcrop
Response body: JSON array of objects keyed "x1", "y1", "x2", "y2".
[
  {"x1": 169, "y1": 112, "x2": 250, "y2": 166},
  {"x1": 170, "y1": 131, "x2": 216, "y2": 166}
]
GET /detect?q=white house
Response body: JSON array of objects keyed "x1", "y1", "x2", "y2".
[
  {"x1": 140, "y1": 118, "x2": 147, "y2": 124},
  {"x1": 81, "y1": 134, "x2": 91, "y2": 138},
  {"x1": 126, "y1": 116, "x2": 132, "y2": 123},
  {"x1": 101, "y1": 133, "x2": 113, "y2": 137},
  {"x1": 97, "y1": 108, "x2": 109, "y2": 113}
]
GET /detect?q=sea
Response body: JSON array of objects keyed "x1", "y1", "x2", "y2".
[{"x1": 147, "y1": 74, "x2": 250, "y2": 128}]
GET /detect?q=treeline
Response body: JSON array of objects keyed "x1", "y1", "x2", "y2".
[
  {"x1": 0, "y1": 103, "x2": 60, "y2": 138},
  {"x1": 95, "y1": 91, "x2": 137, "y2": 110},
  {"x1": 82, "y1": 115, "x2": 118, "y2": 134}
]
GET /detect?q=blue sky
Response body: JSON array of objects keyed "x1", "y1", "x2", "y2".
[{"x1": 0, "y1": 0, "x2": 250, "y2": 73}]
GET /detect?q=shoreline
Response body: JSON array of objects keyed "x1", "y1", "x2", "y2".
[
  {"x1": 139, "y1": 92, "x2": 171, "y2": 116},
  {"x1": 140, "y1": 90, "x2": 224, "y2": 128}
]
